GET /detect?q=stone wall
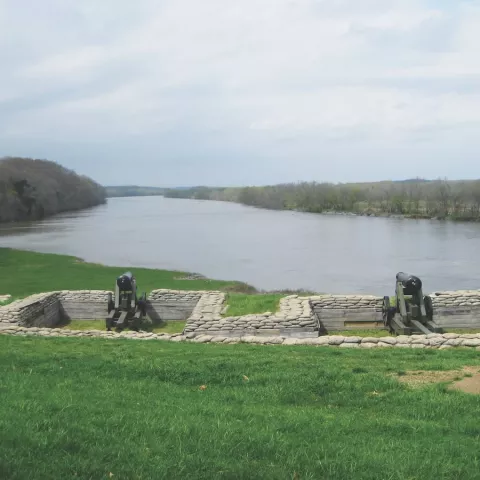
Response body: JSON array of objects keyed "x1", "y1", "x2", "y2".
[
  {"x1": 2, "y1": 288, "x2": 480, "y2": 335},
  {"x1": 311, "y1": 290, "x2": 480, "y2": 332},
  {"x1": 430, "y1": 291, "x2": 480, "y2": 329},
  {"x1": 0, "y1": 292, "x2": 61, "y2": 327},
  {"x1": 147, "y1": 289, "x2": 202, "y2": 322},
  {"x1": 0, "y1": 289, "x2": 215, "y2": 327},
  {"x1": 310, "y1": 295, "x2": 383, "y2": 332},
  {"x1": 58, "y1": 289, "x2": 202, "y2": 322},
  {"x1": 2, "y1": 324, "x2": 480, "y2": 351},
  {"x1": 58, "y1": 290, "x2": 111, "y2": 320},
  {"x1": 184, "y1": 295, "x2": 318, "y2": 338}
]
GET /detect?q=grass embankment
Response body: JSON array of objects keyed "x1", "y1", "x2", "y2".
[
  {"x1": 1, "y1": 336, "x2": 480, "y2": 479},
  {"x1": 0, "y1": 247, "x2": 256, "y2": 298},
  {"x1": 0, "y1": 248, "x2": 297, "y2": 319}
]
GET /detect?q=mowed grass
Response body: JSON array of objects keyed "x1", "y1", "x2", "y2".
[
  {"x1": 224, "y1": 293, "x2": 284, "y2": 316},
  {"x1": 444, "y1": 329, "x2": 480, "y2": 334},
  {"x1": 0, "y1": 248, "x2": 254, "y2": 298},
  {"x1": 1, "y1": 337, "x2": 480, "y2": 479},
  {"x1": 62, "y1": 319, "x2": 186, "y2": 334},
  {"x1": 0, "y1": 249, "x2": 289, "y2": 317}
]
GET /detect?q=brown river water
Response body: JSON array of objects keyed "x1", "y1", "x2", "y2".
[{"x1": 1, "y1": 196, "x2": 479, "y2": 295}]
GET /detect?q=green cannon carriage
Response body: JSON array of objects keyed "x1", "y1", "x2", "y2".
[
  {"x1": 382, "y1": 272, "x2": 443, "y2": 335},
  {"x1": 106, "y1": 272, "x2": 147, "y2": 332}
]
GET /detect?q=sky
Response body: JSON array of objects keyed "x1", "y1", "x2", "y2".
[{"x1": 1, "y1": 0, "x2": 480, "y2": 187}]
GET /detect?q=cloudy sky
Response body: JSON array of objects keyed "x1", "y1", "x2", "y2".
[{"x1": 1, "y1": 0, "x2": 479, "y2": 187}]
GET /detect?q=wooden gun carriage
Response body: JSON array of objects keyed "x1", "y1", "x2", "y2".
[
  {"x1": 106, "y1": 272, "x2": 147, "y2": 332},
  {"x1": 382, "y1": 272, "x2": 443, "y2": 335}
]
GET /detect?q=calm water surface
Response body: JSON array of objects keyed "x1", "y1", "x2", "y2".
[{"x1": 1, "y1": 196, "x2": 479, "y2": 295}]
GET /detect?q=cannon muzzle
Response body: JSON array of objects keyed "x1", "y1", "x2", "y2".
[
  {"x1": 116, "y1": 271, "x2": 134, "y2": 291},
  {"x1": 396, "y1": 272, "x2": 422, "y2": 295}
]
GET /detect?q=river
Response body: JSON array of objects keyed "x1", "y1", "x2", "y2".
[{"x1": 0, "y1": 196, "x2": 479, "y2": 295}]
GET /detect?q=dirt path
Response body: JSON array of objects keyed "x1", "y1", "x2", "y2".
[{"x1": 393, "y1": 366, "x2": 480, "y2": 394}]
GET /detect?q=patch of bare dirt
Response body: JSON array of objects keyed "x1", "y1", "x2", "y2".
[
  {"x1": 393, "y1": 366, "x2": 480, "y2": 394},
  {"x1": 450, "y1": 372, "x2": 480, "y2": 395}
]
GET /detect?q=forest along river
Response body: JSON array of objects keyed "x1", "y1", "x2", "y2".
[{"x1": 1, "y1": 196, "x2": 480, "y2": 295}]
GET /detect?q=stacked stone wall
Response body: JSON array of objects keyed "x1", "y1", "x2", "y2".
[
  {"x1": 1, "y1": 288, "x2": 480, "y2": 335},
  {"x1": 0, "y1": 292, "x2": 61, "y2": 327},
  {"x1": 2, "y1": 324, "x2": 480, "y2": 351},
  {"x1": 431, "y1": 291, "x2": 480, "y2": 307},
  {"x1": 430, "y1": 290, "x2": 480, "y2": 328},
  {"x1": 58, "y1": 290, "x2": 111, "y2": 320},
  {"x1": 147, "y1": 289, "x2": 202, "y2": 321},
  {"x1": 310, "y1": 295, "x2": 383, "y2": 332},
  {"x1": 184, "y1": 295, "x2": 317, "y2": 338},
  {"x1": 311, "y1": 290, "x2": 480, "y2": 332},
  {"x1": 0, "y1": 289, "x2": 217, "y2": 327}
]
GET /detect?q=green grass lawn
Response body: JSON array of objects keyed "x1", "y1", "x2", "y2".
[
  {"x1": 0, "y1": 248, "x2": 255, "y2": 298},
  {"x1": 1, "y1": 336, "x2": 480, "y2": 480},
  {"x1": 0, "y1": 248, "x2": 289, "y2": 318},
  {"x1": 224, "y1": 293, "x2": 284, "y2": 316}
]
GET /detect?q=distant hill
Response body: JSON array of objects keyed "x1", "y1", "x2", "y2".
[
  {"x1": 105, "y1": 185, "x2": 199, "y2": 198},
  {"x1": 394, "y1": 178, "x2": 432, "y2": 184},
  {"x1": 0, "y1": 157, "x2": 106, "y2": 223},
  {"x1": 105, "y1": 186, "x2": 167, "y2": 198}
]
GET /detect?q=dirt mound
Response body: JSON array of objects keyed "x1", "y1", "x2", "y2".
[{"x1": 393, "y1": 366, "x2": 480, "y2": 395}]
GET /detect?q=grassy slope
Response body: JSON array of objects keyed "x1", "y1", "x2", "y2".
[
  {"x1": 1, "y1": 337, "x2": 480, "y2": 480},
  {"x1": 0, "y1": 248, "x2": 252, "y2": 298}
]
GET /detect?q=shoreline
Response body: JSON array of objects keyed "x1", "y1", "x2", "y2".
[{"x1": 160, "y1": 195, "x2": 480, "y2": 224}]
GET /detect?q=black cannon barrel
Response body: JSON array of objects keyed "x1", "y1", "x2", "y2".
[
  {"x1": 396, "y1": 272, "x2": 422, "y2": 294},
  {"x1": 117, "y1": 271, "x2": 134, "y2": 291}
]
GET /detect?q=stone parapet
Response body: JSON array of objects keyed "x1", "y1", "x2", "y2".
[
  {"x1": 2, "y1": 288, "x2": 480, "y2": 335},
  {"x1": 148, "y1": 289, "x2": 203, "y2": 302},
  {"x1": 0, "y1": 292, "x2": 60, "y2": 327},
  {"x1": 2, "y1": 324, "x2": 480, "y2": 350},
  {"x1": 430, "y1": 290, "x2": 480, "y2": 307},
  {"x1": 184, "y1": 295, "x2": 315, "y2": 335}
]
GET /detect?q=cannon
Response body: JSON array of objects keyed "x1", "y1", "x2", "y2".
[
  {"x1": 106, "y1": 272, "x2": 147, "y2": 332},
  {"x1": 382, "y1": 272, "x2": 442, "y2": 335}
]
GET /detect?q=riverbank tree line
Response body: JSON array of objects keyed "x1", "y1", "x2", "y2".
[
  {"x1": 164, "y1": 179, "x2": 480, "y2": 220},
  {"x1": 105, "y1": 185, "x2": 166, "y2": 197},
  {"x1": 0, "y1": 157, "x2": 106, "y2": 223}
]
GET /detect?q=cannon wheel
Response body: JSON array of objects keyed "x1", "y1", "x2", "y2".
[
  {"x1": 424, "y1": 295, "x2": 433, "y2": 321},
  {"x1": 107, "y1": 292, "x2": 114, "y2": 313},
  {"x1": 106, "y1": 293, "x2": 115, "y2": 331},
  {"x1": 139, "y1": 292, "x2": 147, "y2": 316},
  {"x1": 382, "y1": 296, "x2": 391, "y2": 327}
]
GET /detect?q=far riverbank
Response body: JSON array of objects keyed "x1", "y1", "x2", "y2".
[{"x1": 164, "y1": 180, "x2": 480, "y2": 223}]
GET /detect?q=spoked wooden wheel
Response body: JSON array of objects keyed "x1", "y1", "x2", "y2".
[
  {"x1": 107, "y1": 292, "x2": 114, "y2": 313},
  {"x1": 424, "y1": 295, "x2": 433, "y2": 320},
  {"x1": 382, "y1": 296, "x2": 391, "y2": 327}
]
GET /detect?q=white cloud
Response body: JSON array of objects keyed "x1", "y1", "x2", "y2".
[{"x1": 1, "y1": 0, "x2": 480, "y2": 183}]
